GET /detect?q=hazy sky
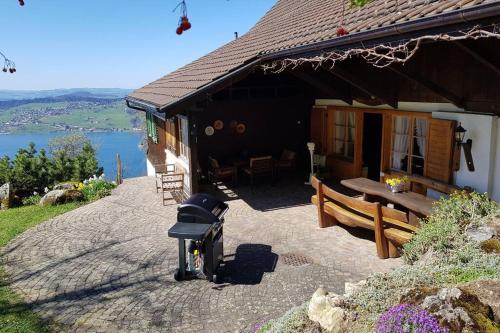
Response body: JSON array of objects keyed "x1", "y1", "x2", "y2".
[{"x1": 0, "y1": 0, "x2": 274, "y2": 90}]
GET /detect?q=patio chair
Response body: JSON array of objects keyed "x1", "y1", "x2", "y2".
[
  {"x1": 207, "y1": 156, "x2": 237, "y2": 185},
  {"x1": 243, "y1": 156, "x2": 274, "y2": 188},
  {"x1": 276, "y1": 149, "x2": 296, "y2": 177},
  {"x1": 155, "y1": 164, "x2": 176, "y2": 193},
  {"x1": 161, "y1": 173, "x2": 184, "y2": 205}
]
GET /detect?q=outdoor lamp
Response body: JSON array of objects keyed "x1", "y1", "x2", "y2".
[
  {"x1": 305, "y1": 142, "x2": 316, "y2": 185},
  {"x1": 454, "y1": 123, "x2": 475, "y2": 172},
  {"x1": 455, "y1": 123, "x2": 466, "y2": 145}
]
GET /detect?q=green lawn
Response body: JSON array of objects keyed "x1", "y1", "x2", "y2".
[{"x1": 0, "y1": 203, "x2": 81, "y2": 333}]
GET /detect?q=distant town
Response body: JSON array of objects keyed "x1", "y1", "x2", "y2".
[{"x1": 0, "y1": 89, "x2": 143, "y2": 134}]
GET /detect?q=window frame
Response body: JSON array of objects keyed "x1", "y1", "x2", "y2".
[
  {"x1": 178, "y1": 116, "x2": 189, "y2": 163},
  {"x1": 329, "y1": 109, "x2": 356, "y2": 162},
  {"x1": 146, "y1": 112, "x2": 158, "y2": 144},
  {"x1": 389, "y1": 115, "x2": 428, "y2": 176}
]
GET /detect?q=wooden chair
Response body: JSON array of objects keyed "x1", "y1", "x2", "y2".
[
  {"x1": 161, "y1": 173, "x2": 184, "y2": 205},
  {"x1": 207, "y1": 156, "x2": 237, "y2": 184},
  {"x1": 276, "y1": 149, "x2": 296, "y2": 176},
  {"x1": 243, "y1": 156, "x2": 274, "y2": 188},
  {"x1": 155, "y1": 164, "x2": 176, "y2": 193},
  {"x1": 311, "y1": 176, "x2": 416, "y2": 259}
]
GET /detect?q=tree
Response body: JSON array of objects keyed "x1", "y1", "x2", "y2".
[
  {"x1": 73, "y1": 142, "x2": 103, "y2": 181},
  {"x1": 48, "y1": 133, "x2": 90, "y2": 159}
]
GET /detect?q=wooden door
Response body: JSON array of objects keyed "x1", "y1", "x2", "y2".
[{"x1": 310, "y1": 107, "x2": 327, "y2": 154}]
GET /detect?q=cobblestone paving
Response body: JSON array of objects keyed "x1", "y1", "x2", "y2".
[{"x1": 1, "y1": 177, "x2": 401, "y2": 333}]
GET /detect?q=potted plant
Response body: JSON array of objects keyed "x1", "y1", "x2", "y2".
[{"x1": 385, "y1": 176, "x2": 409, "y2": 193}]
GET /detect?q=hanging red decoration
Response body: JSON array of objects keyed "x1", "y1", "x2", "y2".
[
  {"x1": 173, "y1": 1, "x2": 192, "y2": 35},
  {"x1": 336, "y1": 27, "x2": 349, "y2": 37},
  {"x1": 180, "y1": 16, "x2": 191, "y2": 31},
  {"x1": 336, "y1": 0, "x2": 349, "y2": 37},
  {"x1": 1, "y1": 51, "x2": 16, "y2": 74}
]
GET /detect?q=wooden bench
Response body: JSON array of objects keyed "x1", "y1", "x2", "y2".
[{"x1": 311, "y1": 176, "x2": 418, "y2": 259}]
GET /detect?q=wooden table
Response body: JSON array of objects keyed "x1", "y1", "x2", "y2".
[{"x1": 340, "y1": 177, "x2": 435, "y2": 216}]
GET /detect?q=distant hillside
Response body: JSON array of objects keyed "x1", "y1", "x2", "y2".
[
  {"x1": 0, "y1": 90, "x2": 143, "y2": 134},
  {"x1": 0, "y1": 88, "x2": 133, "y2": 101}
]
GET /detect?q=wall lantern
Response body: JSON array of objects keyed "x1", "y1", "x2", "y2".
[
  {"x1": 455, "y1": 123, "x2": 467, "y2": 145},
  {"x1": 454, "y1": 123, "x2": 475, "y2": 172}
]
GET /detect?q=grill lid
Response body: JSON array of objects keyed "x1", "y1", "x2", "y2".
[{"x1": 177, "y1": 193, "x2": 228, "y2": 224}]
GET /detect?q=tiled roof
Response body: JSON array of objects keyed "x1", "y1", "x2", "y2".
[{"x1": 128, "y1": 0, "x2": 498, "y2": 109}]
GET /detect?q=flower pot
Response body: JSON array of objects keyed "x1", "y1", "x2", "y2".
[{"x1": 386, "y1": 183, "x2": 404, "y2": 193}]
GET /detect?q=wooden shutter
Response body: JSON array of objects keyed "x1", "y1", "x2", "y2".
[
  {"x1": 425, "y1": 119, "x2": 456, "y2": 183},
  {"x1": 310, "y1": 107, "x2": 326, "y2": 154}
]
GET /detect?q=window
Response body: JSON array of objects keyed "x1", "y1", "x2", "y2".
[
  {"x1": 390, "y1": 116, "x2": 428, "y2": 175},
  {"x1": 178, "y1": 116, "x2": 189, "y2": 161},
  {"x1": 165, "y1": 118, "x2": 177, "y2": 154},
  {"x1": 332, "y1": 111, "x2": 355, "y2": 160},
  {"x1": 146, "y1": 112, "x2": 158, "y2": 144}
]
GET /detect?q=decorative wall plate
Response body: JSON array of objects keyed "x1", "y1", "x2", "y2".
[
  {"x1": 214, "y1": 120, "x2": 224, "y2": 130},
  {"x1": 236, "y1": 123, "x2": 246, "y2": 134},
  {"x1": 205, "y1": 126, "x2": 215, "y2": 136}
]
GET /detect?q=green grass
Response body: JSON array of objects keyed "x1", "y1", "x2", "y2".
[
  {"x1": 0, "y1": 203, "x2": 81, "y2": 247},
  {"x1": 0, "y1": 202, "x2": 81, "y2": 332}
]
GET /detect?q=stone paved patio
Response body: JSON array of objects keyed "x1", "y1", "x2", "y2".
[{"x1": 1, "y1": 177, "x2": 401, "y2": 332}]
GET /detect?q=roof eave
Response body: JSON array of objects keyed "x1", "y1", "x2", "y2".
[{"x1": 261, "y1": 1, "x2": 500, "y2": 60}]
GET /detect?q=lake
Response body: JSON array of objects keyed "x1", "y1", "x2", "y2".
[{"x1": 0, "y1": 132, "x2": 147, "y2": 181}]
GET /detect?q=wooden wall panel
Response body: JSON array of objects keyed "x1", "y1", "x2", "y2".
[
  {"x1": 147, "y1": 116, "x2": 167, "y2": 166},
  {"x1": 425, "y1": 118, "x2": 456, "y2": 183}
]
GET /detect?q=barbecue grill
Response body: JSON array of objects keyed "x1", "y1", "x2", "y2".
[{"x1": 168, "y1": 193, "x2": 228, "y2": 282}]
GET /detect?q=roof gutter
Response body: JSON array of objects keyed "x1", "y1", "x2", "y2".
[{"x1": 260, "y1": 2, "x2": 500, "y2": 60}]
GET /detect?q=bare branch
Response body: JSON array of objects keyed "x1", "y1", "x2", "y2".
[{"x1": 262, "y1": 25, "x2": 500, "y2": 73}]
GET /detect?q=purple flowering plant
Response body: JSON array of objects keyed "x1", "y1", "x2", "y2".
[{"x1": 375, "y1": 304, "x2": 447, "y2": 333}]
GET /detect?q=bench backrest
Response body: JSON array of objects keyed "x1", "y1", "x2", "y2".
[{"x1": 311, "y1": 176, "x2": 417, "y2": 258}]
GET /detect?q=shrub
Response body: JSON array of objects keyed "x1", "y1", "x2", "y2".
[
  {"x1": 403, "y1": 191, "x2": 499, "y2": 264},
  {"x1": 257, "y1": 304, "x2": 309, "y2": 333},
  {"x1": 374, "y1": 304, "x2": 447, "y2": 333},
  {"x1": 80, "y1": 176, "x2": 116, "y2": 202},
  {"x1": 347, "y1": 192, "x2": 500, "y2": 332},
  {"x1": 0, "y1": 136, "x2": 103, "y2": 196},
  {"x1": 21, "y1": 194, "x2": 42, "y2": 206}
]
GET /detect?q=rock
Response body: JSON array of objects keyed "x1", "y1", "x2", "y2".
[
  {"x1": 344, "y1": 280, "x2": 366, "y2": 298},
  {"x1": 308, "y1": 288, "x2": 348, "y2": 333},
  {"x1": 40, "y1": 189, "x2": 83, "y2": 206},
  {"x1": 402, "y1": 286, "x2": 499, "y2": 332},
  {"x1": 53, "y1": 182, "x2": 78, "y2": 190},
  {"x1": 0, "y1": 183, "x2": 13, "y2": 210},
  {"x1": 465, "y1": 220, "x2": 500, "y2": 242},
  {"x1": 462, "y1": 280, "x2": 500, "y2": 323}
]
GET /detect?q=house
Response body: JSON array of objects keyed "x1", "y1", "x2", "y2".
[{"x1": 126, "y1": 0, "x2": 500, "y2": 201}]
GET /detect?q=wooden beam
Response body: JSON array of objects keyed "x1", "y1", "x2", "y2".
[
  {"x1": 453, "y1": 41, "x2": 500, "y2": 77},
  {"x1": 324, "y1": 66, "x2": 398, "y2": 109},
  {"x1": 290, "y1": 70, "x2": 352, "y2": 105},
  {"x1": 388, "y1": 65, "x2": 464, "y2": 109}
]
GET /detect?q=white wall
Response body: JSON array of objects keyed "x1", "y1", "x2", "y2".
[
  {"x1": 166, "y1": 149, "x2": 191, "y2": 195},
  {"x1": 492, "y1": 117, "x2": 500, "y2": 201},
  {"x1": 432, "y1": 112, "x2": 497, "y2": 199},
  {"x1": 146, "y1": 158, "x2": 156, "y2": 177}
]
